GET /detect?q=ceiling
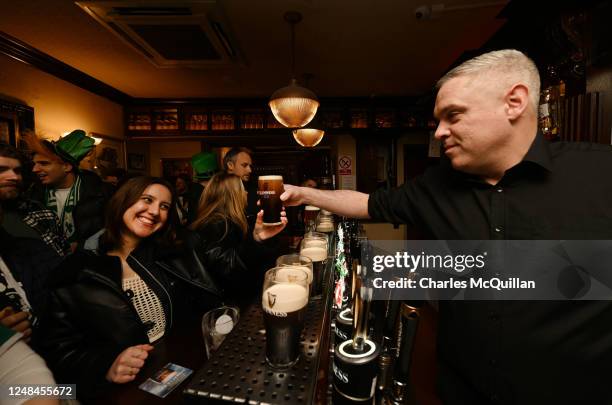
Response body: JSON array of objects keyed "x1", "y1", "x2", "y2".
[{"x1": 0, "y1": 0, "x2": 509, "y2": 99}]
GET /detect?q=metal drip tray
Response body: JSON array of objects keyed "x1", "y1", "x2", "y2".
[{"x1": 184, "y1": 298, "x2": 325, "y2": 404}]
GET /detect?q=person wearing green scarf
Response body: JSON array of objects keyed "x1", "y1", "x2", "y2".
[{"x1": 25, "y1": 130, "x2": 110, "y2": 250}]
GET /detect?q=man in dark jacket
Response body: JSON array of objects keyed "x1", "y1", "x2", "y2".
[
  {"x1": 25, "y1": 130, "x2": 110, "y2": 250},
  {"x1": 223, "y1": 147, "x2": 258, "y2": 226},
  {"x1": 0, "y1": 202, "x2": 63, "y2": 343},
  {"x1": 0, "y1": 142, "x2": 69, "y2": 256},
  {"x1": 175, "y1": 174, "x2": 203, "y2": 225}
]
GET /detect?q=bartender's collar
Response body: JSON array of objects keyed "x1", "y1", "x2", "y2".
[
  {"x1": 520, "y1": 131, "x2": 553, "y2": 172},
  {"x1": 447, "y1": 131, "x2": 553, "y2": 185}
]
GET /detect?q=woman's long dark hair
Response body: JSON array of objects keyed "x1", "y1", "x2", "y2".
[{"x1": 99, "y1": 176, "x2": 179, "y2": 254}]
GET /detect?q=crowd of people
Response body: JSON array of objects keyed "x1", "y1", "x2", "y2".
[{"x1": 0, "y1": 138, "x2": 287, "y2": 398}]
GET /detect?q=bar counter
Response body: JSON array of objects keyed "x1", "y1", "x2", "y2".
[
  {"x1": 184, "y1": 232, "x2": 336, "y2": 404},
  {"x1": 92, "y1": 232, "x2": 336, "y2": 404}
]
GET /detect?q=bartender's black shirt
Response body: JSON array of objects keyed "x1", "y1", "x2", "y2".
[{"x1": 368, "y1": 133, "x2": 612, "y2": 405}]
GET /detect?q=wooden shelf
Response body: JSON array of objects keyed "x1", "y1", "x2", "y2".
[{"x1": 124, "y1": 98, "x2": 435, "y2": 138}]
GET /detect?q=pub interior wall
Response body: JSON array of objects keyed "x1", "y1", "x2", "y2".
[
  {"x1": 148, "y1": 141, "x2": 202, "y2": 177},
  {"x1": 587, "y1": 65, "x2": 612, "y2": 144},
  {"x1": 0, "y1": 54, "x2": 124, "y2": 141}
]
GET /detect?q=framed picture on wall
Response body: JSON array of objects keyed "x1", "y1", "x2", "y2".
[
  {"x1": 0, "y1": 98, "x2": 34, "y2": 148},
  {"x1": 81, "y1": 133, "x2": 126, "y2": 172},
  {"x1": 161, "y1": 158, "x2": 192, "y2": 180},
  {"x1": 128, "y1": 153, "x2": 146, "y2": 171},
  {"x1": 0, "y1": 117, "x2": 15, "y2": 145}
]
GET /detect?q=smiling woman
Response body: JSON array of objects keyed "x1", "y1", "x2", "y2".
[{"x1": 38, "y1": 176, "x2": 223, "y2": 399}]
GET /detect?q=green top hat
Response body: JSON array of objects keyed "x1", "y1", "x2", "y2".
[
  {"x1": 192, "y1": 152, "x2": 218, "y2": 180},
  {"x1": 54, "y1": 129, "x2": 95, "y2": 166}
]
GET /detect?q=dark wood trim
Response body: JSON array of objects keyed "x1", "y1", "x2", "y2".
[
  {"x1": 0, "y1": 30, "x2": 131, "y2": 104},
  {"x1": 127, "y1": 96, "x2": 422, "y2": 108}
]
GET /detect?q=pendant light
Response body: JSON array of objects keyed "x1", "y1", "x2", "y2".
[
  {"x1": 269, "y1": 11, "x2": 320, "y2": 128},
  {"x1": 293, "y1": 128, "x2": 325, "y2": 147}
]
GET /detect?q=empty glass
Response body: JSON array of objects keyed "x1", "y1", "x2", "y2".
[{"x1": 202, "y1": 306, "x2": 240, "y2": 359}]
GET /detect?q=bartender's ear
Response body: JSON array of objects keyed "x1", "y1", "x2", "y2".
[
  {"x1": 226, "y1": 160, "x2": 235, "y2": 172},
  {"x1": 505, "y1": 83, "x2": 529, "y2": 121}
]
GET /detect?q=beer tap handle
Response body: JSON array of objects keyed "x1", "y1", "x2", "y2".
[
  {"x1": 384, "y1": 298, "x2": 402, "y2": 340},
  {"x1": 352, "y1": 285, "x2": 372, "y2": 352},
  {"x1": 390, "y1": 301, "x2": 421, "y2": 403}
]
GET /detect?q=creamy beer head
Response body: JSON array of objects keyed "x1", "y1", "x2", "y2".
[
  {"x1": 258, "y1": 175, "x2": 284, "y2": 225},
  {"x1": 300, "y1": 246, "x2": 328, "y2": 262},
  {"x1": 316, "y1": 221, "x2": 334, "y2": 233},
  {"x1": 302, "y1": 238, "x2": 327, "y2": 250},
  {"x1": 304, "y1": 205, "x2": 321, "y2": 224},
  {"x1": 262, "y1": 283, "x2": 308, "y2": 314}
]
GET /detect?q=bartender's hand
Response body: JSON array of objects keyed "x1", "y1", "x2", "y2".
[
  {"x1": 0, "y1": 307, "x2": 32, "y2": 341},
  {"x1": 280, "y1": 184, "x2": 306, "y2": 207},
  {"x1": 253, "y1": 209, "x2": 287, "y2": 242},
  {"x1": 106, "y1": 344, "x2": 153, "y2": 384}
]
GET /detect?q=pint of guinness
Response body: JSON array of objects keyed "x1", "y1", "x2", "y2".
[
  {"x1": 257, "y1": 175, "x2": 284, "y2": 225},
  {"x1": 262, "y1": 267, "x2": 309, "y2": 369},
  {"x1": 300, "y1": 236, "x2": 328, "y2": 295}
]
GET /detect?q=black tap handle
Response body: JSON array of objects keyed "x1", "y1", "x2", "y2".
[{"x1": 393, "y1": 302, "x2": 421, "y2": 384}]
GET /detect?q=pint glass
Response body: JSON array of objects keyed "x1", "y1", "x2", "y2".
[
  {"x1": 262, "y1": 267, "x2": 309, "y2": 369},
  {"x1": 303, "y1": 205, "x2": 320, "y2": 232},
  {"x1": 276, "y1": 254, "x2": 314, "y2": 296},
  {"x1": 300, "y1": 235, "x2": 328, "y2": 295},
  {"x1": 258, "y1": 175, "x2": 284, "y2": 225}
]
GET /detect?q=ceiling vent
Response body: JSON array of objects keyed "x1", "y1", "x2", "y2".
[{"x1": 76, "y1": 1, "x2": 244, "y2": 68}]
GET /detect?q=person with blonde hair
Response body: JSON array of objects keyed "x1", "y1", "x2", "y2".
[{"x1": 191, "y1": 172, "x2": 287, "y2": 302}]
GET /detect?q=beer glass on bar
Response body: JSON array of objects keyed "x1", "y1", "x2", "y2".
[
  {"x1": 303, "y1": 205, "x2": 320, "y2": 232},
  {"x1": 300, "y1": 234, "x2": 328, "y2": 295},
  {"x1": 316, "y1": 210, "x2": 335, "y2": 233},
  {"x1": 305, "y1": 230, "x2": 329, "y2": 242},
  {"x1": 276, "y1": 254, "x2": 314, "y2": 297},
  {"x1": 262, "y1": 267, "x2": 309, "y2": 369},
  {"x1": 257, "y1": 175, "x2": 284, "y2": 225}
]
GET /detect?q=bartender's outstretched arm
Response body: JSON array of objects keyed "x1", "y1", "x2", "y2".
[{"x1": 281, "y1": 184, "x2": 370, "y2": 219}]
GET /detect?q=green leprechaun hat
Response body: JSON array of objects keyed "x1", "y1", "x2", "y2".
[
  {"x1": 192, "y1": 152, "x2": 218, "y2": 180},
  {"x1": 53, "y1": 130, "x2": 95, "y2": 166}
]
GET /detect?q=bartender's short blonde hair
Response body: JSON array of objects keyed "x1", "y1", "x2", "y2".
[{"x1": 436, "y1": 49, "x2": 541, "y2": 112}]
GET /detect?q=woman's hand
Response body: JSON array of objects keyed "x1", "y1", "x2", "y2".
[
  {"x1": 106, "y1": 344, "x2": 154, "y2": 383},
  {"x1": 253, "y1": 209, "x2": 288, "y2": 242}
]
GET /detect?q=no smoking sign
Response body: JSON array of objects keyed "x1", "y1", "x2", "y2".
[{"x1": 338, "y1": 155, "x2": 352, "y2": 175}]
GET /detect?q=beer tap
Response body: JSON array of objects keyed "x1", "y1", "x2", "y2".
[
  {"x1": 335, "y1": 259, "x2": 361, "y2": 341},
  {"x1": 376, "y1": 286, "x2": 402, "y2": 394},
  {"x1": 332, "y1": 269, "x2": 381, "y2": 404},
  {"x1": 387, "y1": 301, "x2": 421, "y2": 404},
  {"x1": 351, "y1": 278, "x2": 371, "y2": 352}
]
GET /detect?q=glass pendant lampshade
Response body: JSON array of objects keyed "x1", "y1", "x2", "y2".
[
  {"x1": 269, "y1": 11, "x2": 320, "y2": 129},
  {"x1": 269, "y1": 79, "x2": 320, "y2": 128},
  {"x1": 292, "y1": 128, "x2": 325, "y2": 147}
]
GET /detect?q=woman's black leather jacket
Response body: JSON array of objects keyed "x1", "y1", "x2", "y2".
[{"x1": 37, "y1": 238, "x2": 222, "y2": 397}]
